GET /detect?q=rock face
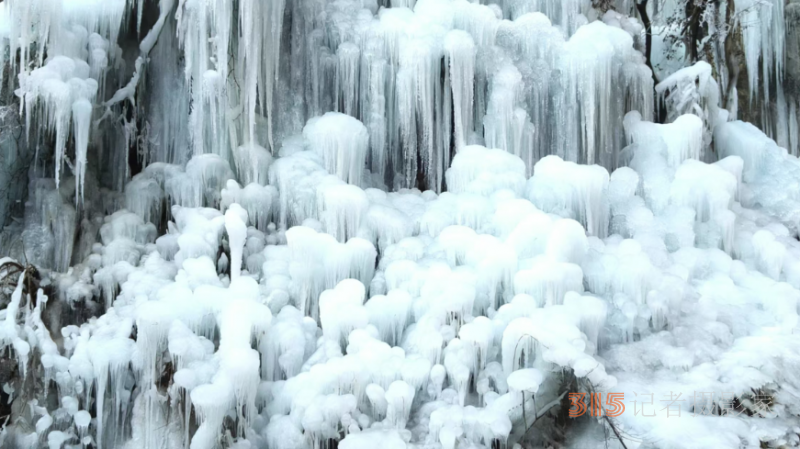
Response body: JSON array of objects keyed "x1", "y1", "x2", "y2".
[
  {"x1": 787, "y1": 0, "x2": 800, "y2": 154},
  {"x1": 788, "y1": 1, "x2": 800, "y2": 95},
  {"x1": 734, "y1": 1, "x2": 800, "y2": 152},
  {"x1": 0, "y1": 106, "x2": 31, "y2": 228}
]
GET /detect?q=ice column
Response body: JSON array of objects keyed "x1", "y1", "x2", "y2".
[
  {"x1": 445, "y1": 30, "x2": 476, "y2": 151},
  {"x1": 304, "y1": 112, "x2": 369, "y2": 186}
]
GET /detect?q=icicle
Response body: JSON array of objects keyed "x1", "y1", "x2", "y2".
[
  {"x1": 514, "y1": 259, "x2": 584, "y2": 306},
  {"x1": 365, "y1": 56, "x2": 388, "y2": 181},
  {"x1": 286, "y1": 226, "x2": 377, "y2": 320},
  {"x1": 626, "y1": 112, "x2": 704, "y2": 168},
  {"x1": 234, "y1": 143, "x2": 273, "y2": 186},
  {"x1": 316, "y1": 178, "x2": 370, "y2": 243},
  {"x1": 445, "y1": 145, "x2": 527, "y2": 197},
  {"x1": 735, "y1": 0, "x2": 785, "y2": 108},
  {"x1": 790, "y1": 101, "x2": 799, "y2": 157},
  {"x1": 484, "y1": 64, "x2": 534, "y2": 166},
  {"x1": 125, "y1": 175, "x2": 165, "y2": 225},
  {"x1": 221, "y1": 180, "x2": 277, "y2": 232},
  {"x1": 396, "y1": 68, "x2": 418, "y2": 189},
  {"x1": 0, "y1": 273, "x2": 29, "y2": 375},
  {"x1": 445, "y1": 30, "x2": 475, "y2": 152},
  {"x1": 87, "y1": 333, "x2": 134, "y2": 449},
  {"x1": 400, "y1": 37, "x2": 443, "y2": 191},
  {"x1": 458, "y1": 316, "x2": 494, "y2": 374},
  {"x1": 385, "y1": 381, "x2": 415, "y2": 428},
  {"x1": 526, "y1": 156, "x2": 610, "y2": 238},
  {"x1": 304, "y1": 112, "x2": 369, "y2": 186},
  {"x1": 72, "y1": 98, "x2": 92, "y2": 205},
  {"x1": 563, "y1": 293, "x2": 607, "y2": 347},
  {"x1": 336, "y1": 42, "x2": 361, "y2": 117},
  {"x1": 319, "y1": 279, "x2": 368, "y2": 349}
]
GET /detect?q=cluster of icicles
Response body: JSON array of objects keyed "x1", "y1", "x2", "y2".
[
  {"x1": 6, "y1": 108, "x2": 790, "y2": 448},
  {"x1": 3, "y1": 0, "x2": 659, "y2": 199},
  {"x1": 3, "y1": 0, "x2": 789, "y2": 200}
]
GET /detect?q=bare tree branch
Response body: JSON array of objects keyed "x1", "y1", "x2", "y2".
[
  {"x1": 723, "y1": 0, "x2": 743, "y2": 109},
  {"x1": 101, "y1": 0, "x2": 176, "y2": 113},
  {"x1": 635, "y1": 0, "x2": 656, "y2": 82}
]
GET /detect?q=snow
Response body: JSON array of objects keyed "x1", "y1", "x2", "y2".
[
  {"x1": 506, "y1": 368, "x2": 544, "y2": 393},
  {"x1": 339, "y1": 429, "x2": 407, "y2": 449},
  {"x1": 656, "y1": 62, "x2": 721, "y2": 131},
  {"x1": 626, "y1": 111, "x2": 704, "y2": 167}
]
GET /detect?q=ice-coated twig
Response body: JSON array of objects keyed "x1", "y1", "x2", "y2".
[{"x1": 102, "y1": 0, "x2": 176, "y2": 112}]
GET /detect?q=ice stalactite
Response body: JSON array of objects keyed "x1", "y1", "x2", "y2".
[
  {"x1": 320, "y1": 279, "x2": 369, "y2": 349},
  {"x1": 483, "y1": 64, "x2": 535, "y2": 169},
  {"x1": 0, "y1": 273, "x2": 31, "y2": 375},
  {"x1": 240, "y1": 0, "x2": 287, "y2": 153},
  {"x1": 286, "y1": 226, "x2": 377, "y2": 320},
  {"x1": 396, "y1": 67, "x2": 418, "y2": 189},
  {"x1": 72, "y1": 99, "x2": 92, "y2": 204},
  {"x1": 276, "y1": 0, "x2": 651, "y2": 190},
  {"x1": 3, "y1": 0, "x2": 655, "y2": 218},
  {"x1": 304, "y1": 112, "x2": 369, "y2": 187},
  {"x1": 502, "y1": 0, "x2": 586, "y2": 35},
  {"x1": 625, "y1": 111, "x2": 704, "y2": 167},
  {"x1": 336, "y1": 43, "x2": 361, "y2": 118},
  {"x1": 16, "y1": 56, "x2": 99, "y2": 190},
  {"x1": 791, "y1": 101, "x2": 799, "y2": 157},
  {"x1": 445, "y1": 145, "x2": 527, "y2": 196},
  {"x1": 5, "y1": 0, "x2": 62, "y2": 79},
  {"x1": 403, "y1": 38, "x2": 444, "y2": 192},
  {"x1": 221, "y1": 180, "x2": 277, "y2": 232},
  {"x1": 526, "y1": 156, "x2": 610, "y2": 238},
  {"x1": 234, "y1": 143, "x2": 273, "y2": 186},
  {"x1": 365, "y1": 56, "x2": 388, "y2": 181},
  {"x1": 316, "y1": 178, "x2": 370, "y2": 243},
  {"x1": 6, "y1": 0, "x2": 125, "y2": 206},
  {"x1": 444, "y1": 30, "x2": 475, "y2": 152},
  {"x1": 735, "y1": 0, "x2": 785, "y2": 105}
]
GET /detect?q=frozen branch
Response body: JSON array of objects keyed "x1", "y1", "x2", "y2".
[{"x1": 101, "y1": 0, "x2": 176, "y2": 111}]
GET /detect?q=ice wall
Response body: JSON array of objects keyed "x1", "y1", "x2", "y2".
[{"x1": 0, "y1": 1, "x2": 799, "y2": 449}]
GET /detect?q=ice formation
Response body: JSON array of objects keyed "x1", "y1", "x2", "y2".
[{"x1": 0, "y1": 0, "x2": 799, "y2": 449}]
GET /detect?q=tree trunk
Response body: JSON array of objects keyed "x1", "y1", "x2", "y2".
[
  {"x1": 686, "y1": 0, "x2": 704, "y2": 63},
  {"x1": 723, "y1": 0, "x2": 743, "y2": 112},
  {"x1": 636, "y1": 0, "x2": 654, "y2": 79}
]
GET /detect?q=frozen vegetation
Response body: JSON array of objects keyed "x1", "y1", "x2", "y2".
[{"x1": 0, "y1": 0, "x2": 798, "y2": 448}]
